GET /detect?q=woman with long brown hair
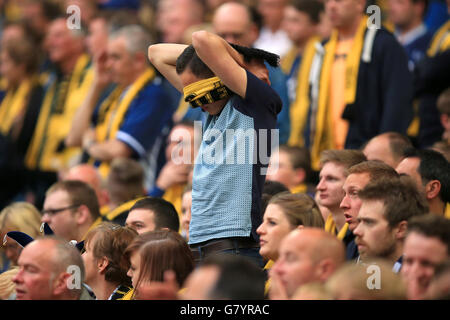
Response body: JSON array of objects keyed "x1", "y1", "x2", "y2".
[
  {"x1": 257, "y1": 192, "x2": 325, "y2": 263},
  {"x1": 256, "y1": 192, "x2": 324, "y2": 294},
  {"x1": 124, "y1": 229, "x2": 194, "y2": 299}
]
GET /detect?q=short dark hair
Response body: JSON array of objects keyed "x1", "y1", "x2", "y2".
[
  {"x1": 358, "y1": 176, "x2": 429, "y2": 228},
  {"x1": 176, "y1": 43, "x2": 279, "y2": 78},
  {"x1": 129, "y1": 197, "x2": 180, "y2": 232},
  {"x1": 289, "y1": 0, "x2": 324, "y2": 24},
  {"x1": 229, "y1": 43, "x2": 279, "y2": 67},
  {"x1": 403, "y1": 148, "x2": 450, "y2": 203},
  {"x1": 261, "y1": 180, "x2": 290, "y2": 213},
  {"x1": 201, "y1": 253, "x2": 266, "y2": 299},
  {"x1": 107, "y1": 158, "x2": 145, "y2": 204},
  {"x1": 263, "y1": 180, "x2": 290, "y2": 196},
  {"x1": 279, "y1": 145, "x2": 312, "y2": 180},
  {"x1": 46, "y1": 180, "x2": 100, "y2": 220},
  {"x1": 176, "y1": 45, "x2": 215, "y2": 78},
  {"x1": 407, "y1": 215, "x2": 450, "y2": 255}
]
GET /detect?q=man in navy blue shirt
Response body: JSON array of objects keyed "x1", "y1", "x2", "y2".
[
  {"x1": 148, "y1": 31, "x2": 282, "y2": 267},
  {"x1": 388, "y1": 0, "x2": 433, "y2": 71}
]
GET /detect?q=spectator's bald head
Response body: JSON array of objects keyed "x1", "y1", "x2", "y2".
[
  {"x1": 212, "y1": 2, "x2": 259, "y2": 46},
  {"x1": 64, "y1": 164, "x2": 108, "y2": 207},
  {"x1": 13, "y1": 236, "x2": 85, "y2": 300},
  {"x1": 363, "y1": 132, "x2": 412, "y2": 168},
  {"x1": 162, "y1": 0, "x2": 205, "y2": 43},
  {"x1": 272, "y1": 228, "x2": 345, "y2": 298},
  {"x1": 295, "y1": 228, "x2": 346, "y2": 267},
  {"x1": 65, "y1": 164, "x2": 102, "y2": 190}
]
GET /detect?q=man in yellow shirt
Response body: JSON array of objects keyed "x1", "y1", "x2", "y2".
[{"x1": 25, "y1": 17, "x2": 92, "y2": 207}]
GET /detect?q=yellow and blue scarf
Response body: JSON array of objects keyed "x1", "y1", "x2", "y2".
[
  {"x1": 307, "y1": 17, "x2": 368, "y2": 170},
  {"x1": 91, "y1": 68, "x2": 155, "y2": 178},
  {"x1": 0, "y1": 77, "x2": 37, "y2": 136},
  {"x1": 183, "y1": 76, "x2": 232, "y2": 108},
  {"x1": 25, "y1": 54, "x2": 92, "y2": 171}
]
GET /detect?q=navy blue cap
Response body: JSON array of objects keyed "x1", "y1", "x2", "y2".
[
  {"x1": 4, "y1": 231, "x2": 34, "y2": 248},
  {"x1": 5, "y1": 223, "x2": 84, "y2": 252}
]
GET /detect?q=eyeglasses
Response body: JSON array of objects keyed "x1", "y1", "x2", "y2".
[{"x1": 41, "y1": 204, "x2": 80, "y2": 216}]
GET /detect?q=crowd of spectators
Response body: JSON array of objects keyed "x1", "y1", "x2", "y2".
[{"x1": 0, "y1": 0, "x2": 449, "y2": 301}]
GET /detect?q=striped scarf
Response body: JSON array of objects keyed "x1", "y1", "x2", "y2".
[{"x1": 183, "y1": 76, "x2": 231, "y2": 108}]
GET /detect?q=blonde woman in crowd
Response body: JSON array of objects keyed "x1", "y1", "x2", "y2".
[
  {"x1": 124, "y1": 230, "x2": 194, "y2": 299},
  {"x1": 256, "y1": 192, "x2": 325, "y2": 294},
  {"x1": 0, "y1": 202, "x2": 42, "y2": 270}
]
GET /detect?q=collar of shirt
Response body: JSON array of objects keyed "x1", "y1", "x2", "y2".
[
  {"x1": 392, "y1": 255, "x2": 403, "y2": 274},
  {"x1": 395, "y1": 24, "x2": 427, "y2": 47}
]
